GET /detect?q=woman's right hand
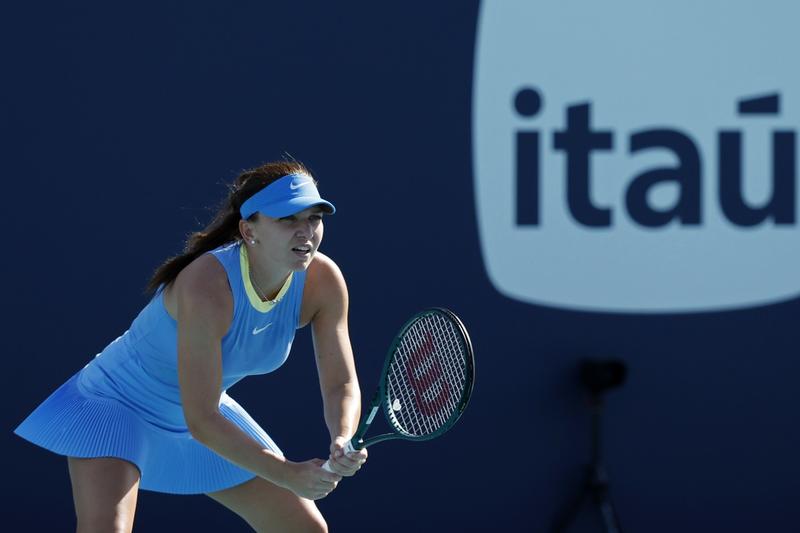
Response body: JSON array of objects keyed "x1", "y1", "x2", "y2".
[{"x1": 281, "y1": 458, "x2": 343, "y2": 500}]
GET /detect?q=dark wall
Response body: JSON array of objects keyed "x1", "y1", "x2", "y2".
[{"x1": 3, "y1": 2, "x2": 798, "y2": 532}]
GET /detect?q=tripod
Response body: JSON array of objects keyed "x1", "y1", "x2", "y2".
[{"x1": 552, "y1": 359, "x2": 626, "y2": 533}]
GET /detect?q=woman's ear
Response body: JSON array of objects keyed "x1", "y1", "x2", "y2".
[{"x1": 238, "y1": 218, "x2": 255, "y2": 244}]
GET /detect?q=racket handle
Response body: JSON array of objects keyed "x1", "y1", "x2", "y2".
[{"x1": 321, "y1": 440, "x2": 356, "y2": 473}]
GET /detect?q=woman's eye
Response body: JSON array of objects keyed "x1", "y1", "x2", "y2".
[{"x1": 310, "y1": 215, "x2": 323, "y2": 222}]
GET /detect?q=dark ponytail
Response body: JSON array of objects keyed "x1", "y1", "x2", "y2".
[{"x1": 145, "y1": 160, "x2": 311, "y2": 293}]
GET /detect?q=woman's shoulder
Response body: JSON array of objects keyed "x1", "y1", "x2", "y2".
[
  {"x1": 165, "y1": 253, "x2": 233, "y2": 323},
  {"x1": 300, "y1": 252, "x2": 348, "y2": 327},
  {"x1": 306, "y1": 252, "x2": 346, "y2": 288}
]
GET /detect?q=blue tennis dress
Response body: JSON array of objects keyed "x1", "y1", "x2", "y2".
[{"x1": 14, "y1": 241, "x2": 306, "y2": 494}]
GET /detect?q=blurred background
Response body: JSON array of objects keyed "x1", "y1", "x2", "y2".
[{"x1": 3, "y1": 1, "x2": 798, "y2": 531}]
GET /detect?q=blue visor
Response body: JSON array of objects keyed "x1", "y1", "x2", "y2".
[{"x1": 239, "y1": 173, "x2": 336, "y2": 219}]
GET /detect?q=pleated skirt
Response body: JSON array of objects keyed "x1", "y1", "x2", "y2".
[{"x1": 13, "y1": 372, "x2": 282, "y2": 494}]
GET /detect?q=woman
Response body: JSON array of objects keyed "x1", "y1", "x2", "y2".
[{"x1": 15, "y1": 161, "x2": 367, "y2": 532}]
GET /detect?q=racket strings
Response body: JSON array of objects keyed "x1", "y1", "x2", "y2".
[{"x1": 385, "y1": 314, "x2": 469, "y2": 437}]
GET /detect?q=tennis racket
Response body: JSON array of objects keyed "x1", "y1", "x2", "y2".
[{"x1": 322, "y1": 307, "x2": 474, "y2": 472}]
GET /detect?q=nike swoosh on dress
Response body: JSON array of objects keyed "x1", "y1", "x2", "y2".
[{"x1": 252, "y1": 323, "x2": 273, "y2": 334}]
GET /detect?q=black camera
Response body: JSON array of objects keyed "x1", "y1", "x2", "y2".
[{"x1": 579, "y1": 359, "x2": 627, "y2": 396}]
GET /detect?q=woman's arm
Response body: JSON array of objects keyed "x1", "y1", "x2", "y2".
[
  {"x1": 175, "y1": 255, "x2": 341, "y2": 499},
  {"x1": 307, "y1": 254, "x2": 368, "y2": 475}
]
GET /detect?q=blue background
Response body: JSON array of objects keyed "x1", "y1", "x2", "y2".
[{"x1": 3, "y1": 2, "x2": 798, "y2": 532}]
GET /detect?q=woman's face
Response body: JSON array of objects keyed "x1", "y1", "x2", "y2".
[{"x1": 248, "y1": 206, "x2": 325, "y2": 272}]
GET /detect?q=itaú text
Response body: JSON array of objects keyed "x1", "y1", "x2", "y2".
[{"x1": 514, "y1": 91, "x2": 796, "y2": 228}]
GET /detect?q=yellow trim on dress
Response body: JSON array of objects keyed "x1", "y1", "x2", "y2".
[{"x1": 239, "y1": 244, "x2": 293, "y2": 313}]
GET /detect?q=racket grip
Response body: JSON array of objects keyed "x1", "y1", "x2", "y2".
[{"x1": 321, "y1": 440, "x2": 356, "y2": 473}]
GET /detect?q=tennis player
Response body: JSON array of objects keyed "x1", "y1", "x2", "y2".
[{"x1": 14, "y1": 161, "x2": 367, "y2": 532}]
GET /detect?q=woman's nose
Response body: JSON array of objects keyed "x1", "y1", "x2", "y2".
[{"x1": 295, "y1": 220, "x2": 314, "y2": 238}]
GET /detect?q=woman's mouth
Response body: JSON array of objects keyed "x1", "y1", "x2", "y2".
[{"x1": 292, "y1": 244, "x2": 312, "y2": 257}]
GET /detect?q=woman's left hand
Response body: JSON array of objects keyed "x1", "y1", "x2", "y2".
[{"x1": 327, "y1": 436, "x2": 368, "y2": 476}]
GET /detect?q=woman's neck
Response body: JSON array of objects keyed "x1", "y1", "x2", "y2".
[{"x1": 247, "y1": 251, "x2": 290, "y2": 302}]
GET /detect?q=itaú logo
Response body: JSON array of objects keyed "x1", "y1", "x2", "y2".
[{"x1": 473, "y1": 0, "x2": 800, "y2": 313}]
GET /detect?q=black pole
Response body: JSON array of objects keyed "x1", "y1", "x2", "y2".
[{"x1": 551, "y1": 359, "x2": 626, "y2": 533}]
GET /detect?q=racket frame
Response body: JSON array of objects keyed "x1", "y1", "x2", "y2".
[{"x1": 349, "y1": 307, "x2": 475, "y2": 450}]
